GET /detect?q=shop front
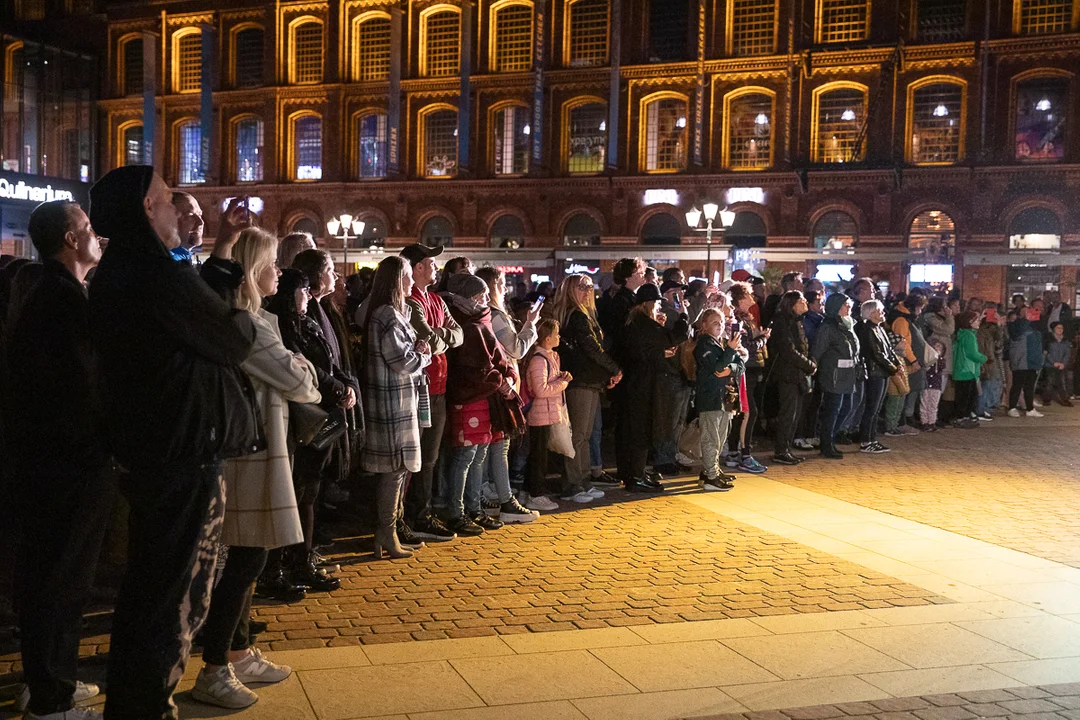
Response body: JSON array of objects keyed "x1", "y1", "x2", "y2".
[{"x1": 0, "y1": 170, "x2": 87, "y2": 258}]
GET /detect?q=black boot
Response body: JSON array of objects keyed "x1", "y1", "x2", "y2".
[{"x1": 254, "y1": 568, "x2": 307, "y2": 603}]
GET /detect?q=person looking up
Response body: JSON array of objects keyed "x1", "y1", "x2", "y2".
[{"x1": 170, "y1": 191, "x2": 204, "y2": 264}]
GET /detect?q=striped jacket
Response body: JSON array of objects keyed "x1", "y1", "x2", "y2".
[
  {"x1": 221, "y1": 309, "x2": 320, "y2": 549},
  {"x1": 361, "y1": 303, "x2": 431, "y2": 474}
]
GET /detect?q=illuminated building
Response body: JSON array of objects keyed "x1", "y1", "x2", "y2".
[{"x1": 91, "y1": 0, "x2": 1080, "y2": 301}]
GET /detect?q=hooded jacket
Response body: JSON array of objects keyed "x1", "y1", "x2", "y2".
[
  {"x1": 87, "y1": 166, "x2": 261, "y2": 468},
  {"x1": 1007, "y1": 317, "x2": 1043, "y2": 371},
  {"x1": 811, "y1": 296, "x2": 862, "y2": 394},
  {"x1": 445, "y1": 294, "x2": 514, "y2": 406}
]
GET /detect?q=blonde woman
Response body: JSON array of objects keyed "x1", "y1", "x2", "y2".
[
  {"x1": 550, "y1": 274, "x2": 623, "y2": 504},
  {"x1": 193, "y1": 228, "x2": 320, "y2": 709}
]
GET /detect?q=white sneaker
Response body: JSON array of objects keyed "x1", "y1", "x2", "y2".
[
  {"x1": 675, "y1": 451, "x2": 696, "y2": 467},
  {"x1": 563, "y1": 491, "x2": 594, "y2": 504},
  {"x1": 1027, "y1": 409, "x2": 1044, "y2": 417},
  {"x1": 17, "y1": 681, "x2": 100, "y2": 712},
  {"x1": 481, "y1": 481, "x2": 499, "y2": 502},
  {"x1": 191, "y1": 665, "x2": 259, "y2": 709},
  {"x1": 585, "y1": 487, "x2": 605, "y2": 499},
  {"x1": 525, "y1": 495, "x2": 559, "y2": 511},
  {"x1": 26, "y1": 708, "x2": 103, "y2": 720},
  {"x1": 231, "y1": 647, "x2": 291, "y2": 685},
  {"x1": 1033, "y1": 399, "x2": 1044, "y2": 407},
  {"x1": 1008, "y1": 408, "x2": 1021, "y2": 417}
]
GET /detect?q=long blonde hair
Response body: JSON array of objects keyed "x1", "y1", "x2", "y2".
[
  {"x1": 552, "y1": 273, "x2": 597, "y2": 327},
  {"x1": 234, "y1": 227, "x2": 280, "y2": 314}
]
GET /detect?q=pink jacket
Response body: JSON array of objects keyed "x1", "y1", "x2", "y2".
[{"x1": 526, "y1": 347, "x2": 569, "y2": 427}]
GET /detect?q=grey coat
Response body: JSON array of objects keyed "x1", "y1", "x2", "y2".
[{"x1": 812, "y1": 316, "x2": 861, "y2": 394}]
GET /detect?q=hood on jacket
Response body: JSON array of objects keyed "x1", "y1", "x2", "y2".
[
  {"x1": 88, "y1": 166, "x2": 167, "y2": 259},
  {"x1": 824, "y1": 294, "x2": 851, "y2": 318},
  {"x1": 447, "y1": 292, "x2": 491, "y2": 324},
  {"x1": 1008, "y1": 317, "x2": 1032, "y2": 340}
]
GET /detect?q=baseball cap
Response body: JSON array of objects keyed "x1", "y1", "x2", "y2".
[
  {"x1": 400, "y1": 243, "x2": 444, "y2": 267},
  {"x1": 731, "y1": 269, "x2": 753, "y2": 282}
]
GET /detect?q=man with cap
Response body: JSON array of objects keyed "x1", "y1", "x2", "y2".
[
  {"x1": 2, "y1": 199, "x2": 107, "y2": 720},
  {"x1": 86, "y1": 167, "x2": 261, "y2": 720},
  {"x1": 401, "y1": 243, "x2": 463, "y2": 542}
]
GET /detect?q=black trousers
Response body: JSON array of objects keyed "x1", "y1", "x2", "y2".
[
  {"x1": 1009, "y1": 369, "x2": 1038, "y2": 411},
  {"x1": 406, "y1": 392, "x2": 446, "y2": 523},
  {"x1": 953, "y1": 379, "x2": 978, "y2": 418},
  {"x1": 16, "y1": 466, "x2": 111, "y2": 716},
  {"x1": 105, "y1": 462, "x2": 225, "y2": 720},
  {"x1": 200, "y1": 545, "x2": 268, "y2": 666},
  {"x1": 773, "y1": 380, "x2": 805, "y2": 456},
  {"x1": 1043, "y1": 368, "x2": 1070, "y2": 405},
  {"x1": 612, "y1": 384, "x2": 632, "y2": 480},
  {"x1": 526, "y1": 424, "x2": 556, "y2": 496}
]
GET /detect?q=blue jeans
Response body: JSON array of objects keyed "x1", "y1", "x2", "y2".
[
  {"x1": 860, "y1": 377, "x2": 888, "y2": 444},
  {"x1": 978, "y1": 377, "x2": 1002, "y2": 414},
  {"x1": 819, "y1": 391, "x2": 853, "y2": 452},
  {"x1": 589, "y1": 401, "x2": 603, "y2": 471},
  {"x1": 483, "y1": 437, "x2": 513, "y2": 504},
  {"x1": 448, "y1": 444, "x2": 489, "y2": 519}
]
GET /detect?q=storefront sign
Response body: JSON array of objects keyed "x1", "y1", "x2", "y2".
[
  {"x1": 531, "y1": 0, "x2": 546, "y2": 165},
  {"x1": 497, "y1": 265, "x2": 525, "y2": 274},
  {"x1": 643, "y1": 189, "x2": 678, "y2": 206},
  {"x1": 565, "y1": 263, "x2": 599, "y2": 275},
  {"x1": 693, "y1": 0, "x2": 706, "y2": 166},
  {"x1": 726, "y1": 187, "x2": 765, "y2": 205},
  {"x1": 0, "y1": 176, "x2": 76, "y2": 203},
  {"x1": 387, "y1": 7, "x2": 403, "y2": 174}
]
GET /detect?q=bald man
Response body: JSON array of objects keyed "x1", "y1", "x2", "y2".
[{"x1": 170, "y1": 191, "x2": 204, "y2": 264}]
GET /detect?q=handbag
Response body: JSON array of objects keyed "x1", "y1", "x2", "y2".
[
  {"x1": 489, "y1": 390, "x2": 527, "y2": 439},
  {"x1": 289, "y1": 402, "x2": 329, "y2": 446},
  {"x1": 547, "y1": 412, "x2": 576, "y2": 458},
  {"x1": 677, "y1": 418, "x2": 702, "y2": 463},
  {"x1": 308, "y1": 406, "x2": 348, "y2": 451}
]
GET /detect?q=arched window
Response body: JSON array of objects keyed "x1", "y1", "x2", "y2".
[
  {"x1": 421, "y1": 8, "x2": 461, "y2": 77},
  {"x1": 290, "y1": 20, "x2": 324, "y2": 84},
  {"x1": 641, "y1": 94, "x2": 688, "y2": 172},
  {"x1": 1009, "y1": 207, "x2": 1062, "y2": 249},
  {"x1": 356, "y1": 112, "x2": 388, "y2": 179},
  {"x1": 490, "y1": 214, "x2": 526, "y2": 248},
  {"x1": 492, "y1": 105, "x2": 530, "y2": 176},
  {"x1": 234, "y1": 27, "x2": 265, "y2": 88},
  {"x1": 563, "y1": 212, "x2": 601, "y2": 246},
  {"x1": 121, "y1": 37, "x2": 143, "y2": 96},
  {"x1": 291, "y1": 114, "x2": 322, "y2": 180},
  {"x1": 122, "y1": 123, "x2": 143, "y2": 166},
  {"x1": 1015, "y1": 0, "x2": 1078, "y2": 35},
  {"x1": 816, "y1": 0, "x2": 870, "y2": 43},
  {"x1": 812, "y1": 211, "x2": 858, "y2": 249},
  {"x1": 173, "y1": 29, "x2": 202, "y2": 93},
  {"x1": 728, "y1": 0, "x2": 777, "y2": 56},
  {"x1": 909, "y1": 210, "x2": 956, "y2": 259},
  {"x1": 176, "y1": 120, "x2": 204, "y2": 185},
  {"x1": 915, "y1": 0, "x2": 967, "y2": 42},
  {"x1": 1015, "y1": 76, "x2": 1068, "y2": 161},
  {"x1": 352, "y1": 12, "x2": 392, "y2": 81},
  {"x1": 724, "y1": 91, "x2": 774, "y2": 170},
  {"x1": 291, "y1": 216, "x2": 321, "y2": 237},
  {"x1": 491, "y1": 1, "x2": 534, "y2": 72},
  {"x1": 235, "y1": 117, "x2": 264, "y2": 183},
  {"x1": 813, "y1": 84, "x2": 867, "y2": 163},
  {"x1": 564, "y1": 0, "x2": 608, "y2": 67},
  {"x1": 726, "y1": 211, "x2": 768, "y2": 248},
  {"x1": 648, "y1": 0, "x2": 690, "y2": 62},
  {"x1": 420, "y1": 216, "x2": 454, "y2": 247},
  {"x1": 909, "y1": 80, "x2": 964, "y2": 165},
  {"x1": 420, "y1": 108, "x2": 459, "y2": 177},
  {"x1": 355, "y1": 214, "x2": 388, "y2": 247},
  {"x1": 565, "y1": 100, "x2": 607, "y2": 173},
  {"x1": 641, "y1": 213, "x2": 682, "y2": 245}
]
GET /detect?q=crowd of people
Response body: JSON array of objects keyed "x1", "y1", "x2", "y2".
[{"x1": 0, "y1": 165, "x2": 1076, "y2": 719}]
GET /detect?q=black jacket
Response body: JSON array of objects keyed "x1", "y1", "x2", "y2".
[
  {"x1": 87, "y1": 166, "x2": 261, "y2": 469},
  {"x1": 557, "y1": 309, "x2": 620, "y2": 391},
  {"x1": 767, "y1": 312, "x2": 816, "y2": 393},
  {"x1": 622, "y1": 310, "x2": 690, "y2": 445},
  {"x1": 1, "y1": 260, "x2": 108, "y2": 476},
  {"x1": 855, "y1": 319, "x2": 899, "y2": 379},
  {"x1": 597, "y1": 286, "x2": 636, "y2": 361}
]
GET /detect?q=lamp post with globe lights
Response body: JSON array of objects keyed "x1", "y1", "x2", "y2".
[
  {"x1": 326, "y1": 214, "x2": 365, "y2": 276},
  {"x1": 685, "y1": 202, "x2": 736, "y2": 280}
]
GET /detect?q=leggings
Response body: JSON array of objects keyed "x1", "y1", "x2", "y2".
[
  {"x1": 1009, "y1": 369, "x2": 1037, "y2": 410},
  {"x1": 953, "y1": 378, "x2": 978, "y2": 419},
  {"x1": 201, "y1": 546, "x2": 268, "y2": 666}
]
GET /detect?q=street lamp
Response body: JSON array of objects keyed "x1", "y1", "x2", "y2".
[
  {"x1": 326, "y1": 213, "x2": 365, "y2": 276},
  {"x1": 685, "y1": 203, "x2": 736, "y2": 279}
]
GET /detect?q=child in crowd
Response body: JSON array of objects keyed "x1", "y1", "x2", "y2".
[
  {"x1": 524, "y1": 319, "x2": 577, "y2": 503},
  {"x1": 1044, "y1": 322, "x2": 1074, "y2": 407},
  {"x1": 921, "y1": 338, "x2": 948, "y2": 428},
  {"x1": 694, "y1": 309, "x2": 744, "y2": 490}
]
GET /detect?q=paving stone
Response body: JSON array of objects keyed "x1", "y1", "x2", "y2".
[
  {"x1": 913, "y1": 707, "x2": 978, "y2": 720},
  {"x1": 873, "y1": 699, "x2": 934, "y2": 712},
  {"x1": 782, "y1": 705, "x2": 845, "y2": 720},
  {"x1": 960, "y1": 692, "x2": 1024, "y2": 704},
  {"x1": 998, "y1": 702, "x2": 1066, "y2": 714},
  {"x1": 962, "y1": 704, "x2": 1012, "y2": 717}
]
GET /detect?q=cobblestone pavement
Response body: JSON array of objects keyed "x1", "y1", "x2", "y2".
[
  {"x1": 769, "y1": 408, "x2": 1080, "y2": 568},
  {"x1": 698, "y1": 683, "x2": 1080, "y2": 720},
  {"x1": 245, "y1": 495, "x2": 945, "y2": 651}
]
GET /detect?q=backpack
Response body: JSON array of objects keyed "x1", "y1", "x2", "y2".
[{"x1": 679, "y1": 336, "x2": 699, "y2": 383}]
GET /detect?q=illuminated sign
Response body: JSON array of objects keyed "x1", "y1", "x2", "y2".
[
  {"x1": 565, "y1": 263, "x2": 600, "y2": 274},
  {"x1": 726, "y1": 187, "x2": 765, "y2": 205},
  {"x1": 910, "y1": 264, "x2": 954, "y2": 283},
  {"x1": 815, "y1": 264, "x2": 855, "y2": 283},
  {"x1": 643, "y1": 189, "x2": 678, "y2": 206},
  {"x1": 221, "y1": 196, "x2": 264, "y2": 215},
  {"x1": 497, "y1": 265, "x2": 525, "y2": 274},
  {"x1": 0, "y1": 177, "x2": 76, "y2": 203}
]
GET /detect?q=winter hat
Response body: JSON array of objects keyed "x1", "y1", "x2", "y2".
[
  {"x1": 635, "y1": 283, "x2": 663, "y2": 305},
  {"x1": 447, "y1": 271, "x2": 487, "y2": 299},
  {"x1": 824, "y1": 293, "x2": 853, "y2": 318}
]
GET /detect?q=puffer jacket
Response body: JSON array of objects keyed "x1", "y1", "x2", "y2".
[
  {"x1": 812, "y1": 316, "x2": 861, "y2": 394},
  {"x1": 855, "y1": 319, "x2": 899, "y2": 378},
  {"x1": 525, "y1": 347, "x2": 569, "y2": 427}
]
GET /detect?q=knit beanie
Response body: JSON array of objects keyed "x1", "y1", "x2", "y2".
[{"x1": 447, "y1": 272, "x2": 487, "y2": 299}]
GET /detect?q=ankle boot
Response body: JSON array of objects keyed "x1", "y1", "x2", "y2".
[{"x1": 374, "y1": 473, "x2": 412, "y2": 559}]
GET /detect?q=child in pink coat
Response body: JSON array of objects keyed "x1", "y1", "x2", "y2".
[{"x1": 524, "y1": 319, "x2": 580, "y2": 506}]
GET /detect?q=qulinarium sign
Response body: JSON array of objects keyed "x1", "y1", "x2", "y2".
[{"x1": 0, "y1": 177, "x2": 76, "y2": 203}]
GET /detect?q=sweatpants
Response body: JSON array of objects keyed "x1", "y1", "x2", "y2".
[
  {"x1": 564, "y1": 387, "x2": 601, "y2": 494},
  {"x1": 700, "y1": 410, "x2": 733, "y2": 480},
  {"x1": 885, "y1": 394, "x2": 907, "y2": 432},
  {"x1": 919, "y1": 389, "x2": 942, "y2": 426}
]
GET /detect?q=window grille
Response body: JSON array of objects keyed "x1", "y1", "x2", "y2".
[
  {"x1": 731, "y1": 0, "x2": 776, "y2": 56},
  {"x1": 176, "y1": 32, "x2": 202, "y2": 93},
  {"x1": 1018, "y1": 0, "x2": 1074, "y2": 35},
  {"x1": 358, "y1": 113, "x2": 388, "y2": 178},
  {"x1": 236, "y1": 118, "x2": 264, "y2": 182},
  {"x1": 124, "y1": 125, "x2": 143, "y2": 166},
  {"x1": 123, "y1": 39, "x2": 142, "y2": 96},
  {"x1": 910, "y1": 83, "x2": 962, "y2": 164},
  {"x1": 567, "y1": 0, "x2": 608, "y2": 66},
  {"x1": 355, "y1": 15, "x2": 391, "y2": 80},
  {"x1": 294, "y1": 116, "x2": 322, "y2": 179},
  {"x1": 644, "y1": 98, "x2": 688, "y2": 171},
  {"x1": 728, "y1": 94, "x2": 772, "y2": 169},
  {"x1": 1015, "y1": 78, "x2": 1067, "y2": 160},
  {"x1": 818, "y1": 0, "x2": 869, "y2": 43},
  {"x1": 424, "y1": 110, "x2": 458, "y2": 177},
  {"x1": 293, "y1": 23, "x2": 323, "y2": 84},
  {"x1": 178, "y1": 122, "x2": 203, "y2": 184},
  {"x1": 234, "y1": 28, "x2": 265, "y2": 87},
  {"x1": 916, "y1": 0, "x2": 967, "y2": 42},
  {"x1": 815, "y1": 88, "x2": 865, "y2": 162},
  {"x1": 424, "y1": 11, "x2": 461, "y2": 76},
  {"x1": 493, "y1": 106, "x2": 530, "y2": 175},
  {"x1": 567, "y1": 102, "x2": 607, "y2": 173},
  {"x1": 648, "y1": 0, "x2": 689, "y2": 61},
  {"x1": 494, "y1": 3, "x2": 534, "y2": 72}
]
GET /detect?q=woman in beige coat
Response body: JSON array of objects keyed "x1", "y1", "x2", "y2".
[{"x1": 193, "y1": 228, "x2": 320, "y2": 710}]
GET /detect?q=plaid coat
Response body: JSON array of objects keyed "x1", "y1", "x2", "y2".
[
  {"x1": 361, "y1": 304, "x2": 431, "y2": 473},
  {"x1": 221, "y1": 309, "x2": 320, "y2": 548}
]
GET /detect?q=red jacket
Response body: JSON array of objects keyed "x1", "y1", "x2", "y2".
[{"x1": 445, "y1": 300, "x2": 514, "y2": 405}]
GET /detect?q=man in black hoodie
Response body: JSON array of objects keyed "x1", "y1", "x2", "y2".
[
  {"x1": 2, "y1": 199, "x2": 109, "y2": 719},
  {"x1": 87, "y1": 167, "x2": 260, "y2": 720}
]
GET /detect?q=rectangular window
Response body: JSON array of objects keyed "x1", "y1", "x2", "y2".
[
  {"x1": 355, "y1": 16, "x2": 392, "y2": 80},
  {"x1": 1018, "y1": 0, "x2": 1075, "y2": 34},
  {"x1": 494, "y1": 4, "x2": 534, "y2": 72},
  {"x1": 177, "y1": 32, "x2": 202, "y2": 92},
  {"x1": 1016, "y1": 79, "x2": 1067, "y2": 160},
  {"x1": 910, "y1": 83, "x2": 963, "y2": 164},
  {"x1": 645, "y1": 98, "x2": 688, "y2": 171},
  {"x1": 124, "y1": 125, "x2": 143, "y2": 166},
  {"x1": 730, "y1": 0, "x2": 776, "y2": 56},
  {"x1": 425, "y1": 12, "x2": 461, "y2": 76},
  {"x1": 234, "y1": 28, "x2": 264, "y2": 87},
  {"x1": 236, "y1": 119, "x2": 264, "y2": 182},
  {"x1": 567, "y1": 103, "x2": 607, "y2": 173},
  {"x1": 295, "y1": 116, "x2": 322, "y2": 179},
  {"x1": 916, "y1": 0, "x2": 967, "y2": 42},
  {"x1": 648, "y1": 1, "x2": 690, "y2": 61},
  {"x1": 123, "y1": 39, "x2": 143, "y2": 96},
  {"x1": 178, "y1": 123, "x2": 204, "y2": 184},
  {"x1": 816, "y1": 89, "x2": 865, "y2": 162},
  {"x1": 494, "y1": 106, "x2": 529, "y2": 175},
  {"x1": 567, "y1": 0, "x2": 608, "y2": 67},
  {"x1": 358, "y1": 113, "x2": 388, "y2": 178},
  {"x1": 818, "y1": 0, "x2": 870, "y2": 43},
  {"x1": 293, "y1": 23, "x2": 324, "y2": 84}
]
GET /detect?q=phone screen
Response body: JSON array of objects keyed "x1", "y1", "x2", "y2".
[{"x1": 533, "y1": 295, "x2": 545, "y2": 310}]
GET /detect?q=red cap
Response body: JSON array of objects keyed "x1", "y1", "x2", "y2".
[{"x1": 731, "y1": 269, "x2": 752, "y2": 281}]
